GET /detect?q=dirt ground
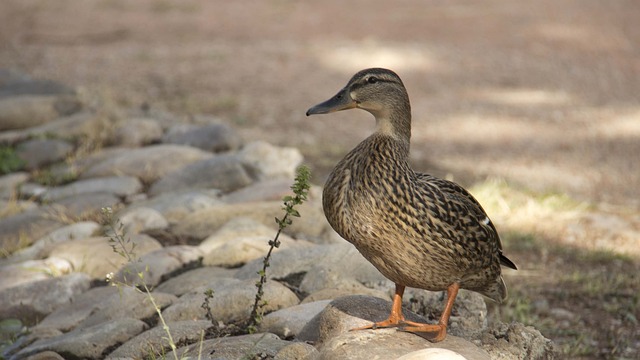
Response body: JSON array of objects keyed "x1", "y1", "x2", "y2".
[{"x1": 1, "y1": 0, "x2": 639, "y2": 358}]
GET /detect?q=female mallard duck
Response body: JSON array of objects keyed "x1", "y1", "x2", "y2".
[{"x1": 306, "y1": 68, "x2": 517, "y2": 342}]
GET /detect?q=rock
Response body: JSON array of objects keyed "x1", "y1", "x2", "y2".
[
  {"x1": 0, "y1": 257, "x2": 73, "y2": 291},
  {"x1": 23, "y1": 111, "x2": 102, "y2": 141},
  {"x1": 18, "y1": 182, "x2": 48, "y2": 199},
  {"x1": 223, "y1": 178, "x2": 294, "y2": 204},
  {"x1": 74, "y1": 288, "x2": 176, "y2": 330},
  {"x1": 0, "y1": 209, "x2": 64, "y2": 256},
  {"x1": 48, "y1": 192, "x2": 120, "y2": 218},
  {"x1": 116, "y1": 207, "x2": 169, "y2": 234},
  {"x1": 154, "y1": 266, "x2": 237, "y2": 296},
  {"x1": 169, "y1": 333, "x2": 290, "y2": 360},
  {"x1": 0, "y1": 273, "x2": 90, "y2": 325},
  {"x1": 7, "y1": 221, "x2": 101, "y2": 263},
  {"x1": 112, "y1": 117, "x2": 163, "y2": 147},
  {"x1": 125, "y1": 189, "x2": 222, "y2": 224},
  {"x1": 0, "y1": 72, "x2": 74, "y2": 98},
  {"x1": 149, "y1": 154, "x2": 253, "y2": 196},
  {"x1": 0, "y1": 95, "x2": 80, "y2": 131},
  {"x1": 297, "y1": 295, "x2": 429, "y2": 344},
  {"x1": 162, "y1": 123, "x2": 241, "y2": 152},
  {"x1": 302, "y1": 287, "x2": 391, "y2": 304},
  {"x1": 16, "y1": 139, "x2": 74, "y2": 170},
  {"x1": 162, "y1": 278, "x2": 299, "y2": 324},
  {"x1": 12, "y1": 318, "x2": 147, "y2": 360},
  {"x1": 36, "y1": 286, "x2": 120, "y2": 332},
  {"x1": 114, "y1": 245, "x2": 204, "y2": 287},
  {"x1": 238, "y1": 141, "x2": 303, "y2": 180},
  {"x1": 48, "y1": 235, "x2": 162, "y2": 279},
  {"x1": 259, "y1": 300, "x2": 332, "y2": 338},
  {"x1": 235, "y1": 243, "x2": 389, "y2": 290},
  {"x1": 21, "y1": 351, "x2": 66, "y2": 360},
  {"x1": 0, "y1": 199, "x2": 38, "y2": 219},
  {"x1": 0, "y1": 327, "x2": 63, "y2": 359},
  {"x1": 107, "y1": 320, "x2": 213, "y2": 359},
  {"x1": 397, "y1": 348, "x2": 470, "y2": 360},
  {"x1": 274, "y1": 342, "x2": 320, "y2": 360},
  {"x1": 201, "y1": 217, "x2": 314, "y2": 267},
  {"x1": 41, "y1": 176, "x2": 142, "y2": 202},
  {"x1": 0, "y1": 172, "x2": 29, "y2": 199},
  {"x1": 318, "y1": 330, "x2": 490, "y2": 360},
  {"x1": 81, "y1": 144, "x2": 212, "y2": 183},
  {"x1": 480, "y1": 322, "x2": 557, "y2": 360},
  {"x1": 171, "y1": 199, "x2": 328, "y2": 242}
]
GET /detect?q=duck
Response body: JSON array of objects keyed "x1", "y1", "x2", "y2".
[{"x1": 306, "y1": 68, "x2": 517, "y2": 342}]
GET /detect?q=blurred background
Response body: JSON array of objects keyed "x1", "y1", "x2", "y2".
[{"x1": 1, "y1": 0, "x2": 638, "y2": 358}]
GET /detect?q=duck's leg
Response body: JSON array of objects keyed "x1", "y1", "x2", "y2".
[
  {"x1": 351, "y1": 283, "x2": 407, "y2": 330},
  {"x1": 399, "y1": 282, "x2": 460, "y2": 342}
]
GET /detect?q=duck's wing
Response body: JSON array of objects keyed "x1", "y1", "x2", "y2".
[{"x1": 415, "y1": 173, "x2": 517, "y2": 270}]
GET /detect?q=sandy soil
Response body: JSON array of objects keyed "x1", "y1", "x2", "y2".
[{"x1": 1, "y1": 0, "x2": 638, "y2": 207}]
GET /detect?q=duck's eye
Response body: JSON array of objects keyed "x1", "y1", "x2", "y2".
[{"x1": 367, "y1": 76, "x2": 378, "y2": 84}]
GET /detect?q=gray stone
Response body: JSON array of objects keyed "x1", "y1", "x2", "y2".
[
  {"x1": 41, "y1": 176, "x2": 142, "y2": 202},
  {"x1": 75, "y1": 288, "x2": 176, "y2": 330},
  {"x1": 397, "y1": 348, "x2": 470, "y2": 360},
  {"x1": 259, "y1": 300, "x2": 331, "y2": 338},
  {"x1": 48, "y1": 235, "x2": 162, "y2": 279},
  {"x1": 0, "y1": 327, "x2": 63, "y2": 359},
  {"x1": 480, "y1": 322, "x2": 557, "y2": 360},
  {"x1": 24, "y1": 111, "x2": 98, "y2": 140},
  {"x1": 48, "y1": 192, "x2": 120, "y2": 218},
  {"x1": 171, "y1": 199, "x2": 328, "y2": 242},
  {"x1": 16, "y1": 139, "x2": 74, "y2": 170},
  {"x1": 238, "y1": 141, "x2": 303, "y2": 180},
  {"x1": 114, "y1": 245, "x2": 204, "y2": 287},
  {"x1": 0, "y1": 172, "x2": 29, "y2": 199},
  {"x1": 125, "y1": 189, "x2": 222, "y2": 224},
  {"x1": 162, "y1": 278, "x2": 299, "y2": 324},
  {"x1": 0, "y1": 257, "x2": 73, "y2": 291},
  {"x1": 148, "y1": 154, "x2": 253, "y2": 196},
  {"x1": 0, "y1": 199, "x2": 37, "y2": 218},
  {"x1": 51, "y1": 146, "x2": 129, "y2": 181},
  {"x1": 7, "y1": 221, "x2": 101, "y2": 263},
  {"x1": 0, "y1": 95, "x2": 80, "y2": 131},
  {"x1": 223, "y1": 178, "x2": 294, "y2": 204},
  {"x1": 0, "y1": 209, "x2": 64, "y2": 256},
  {"x1": 113, "y1": 117, "x2": 163, "y2": 147},
  {"x1": 17, "y1": 182, "x2": 47, "y2": 199},
  {"x1": 297, "y1": 295, "x2": 430, "y2": 344},
  {"x1": 81, "y1": 144, "x2": 212, "y2": 183},
  {"x1": 0, "y1": 273, "x2": 90, "y2": 325},
  {"x1": 116, "y1": 206, "x2": 169, "y2": 234},
  {"x1": 162, "y1": 123, "x2": 241, "y2": 152},
  {"x1": 301, "y1": 287, "x2": 391, "y2": 304},
  {"x1": 155, "y1": 266, "x2": 237, "y2": 296},
  {"x1": 201, "y1": 217, "x2": 314, "y2": 267},
  {"x1": 169, "y1": 333, "x2": 290, "y2": 360},
  {"x1": 318, "y1": 329, "x2": 490, "y2": 360},
  {"x1": 235, "y1": 243, "x2": 389, "y2": 290},
  {"x1": 0, "y1": 73, "x2": 74, "y2": 98},
  {"x1": 13, "y1": 318, "x2": 147, "y2": 360},
  {"x1": 36, "y1": 286, "x2": 119, "y2": 332},
  {"x1": 274, "y1": 342, "x2": 320, "y2": 360},
  {"x1": 107, "y1": 320, "x2": 213, "y2": 359}
]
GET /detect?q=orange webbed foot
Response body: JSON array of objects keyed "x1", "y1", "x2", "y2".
[{"x1": 398, "y1": 323, "x2": 447, "y2": 342}]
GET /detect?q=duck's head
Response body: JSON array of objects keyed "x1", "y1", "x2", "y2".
[
  {"x1": 306, "y1": 68, "x2": 411, "y2": 138},
  {"x1": 306, "y1": 68, "x2": 410, "y2": 116}
]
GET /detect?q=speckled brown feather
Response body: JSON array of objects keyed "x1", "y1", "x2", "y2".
[{"x1": 318, "y1": 68, "x2": 516, "y2": 304}]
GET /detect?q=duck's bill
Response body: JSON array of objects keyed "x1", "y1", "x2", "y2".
[{"x1": 306, "y1": 88, "x2": 356, "y2": 116}]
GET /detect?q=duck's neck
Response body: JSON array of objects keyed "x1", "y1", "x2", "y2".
[{"x1": 373, "y1": 102, "x2": 412, "y2": 156}]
